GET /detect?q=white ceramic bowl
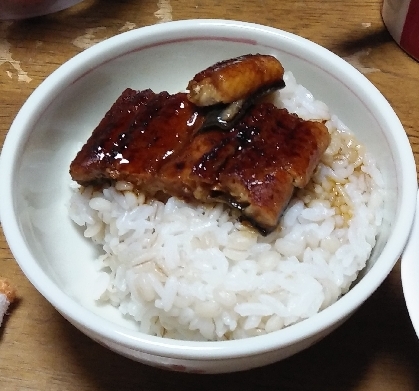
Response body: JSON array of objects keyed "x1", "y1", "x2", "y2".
[
  {"x1": 0, "y1": 0, "x2": 83, "y2": 20},
  {"x1": 0, "y1": 20, "x2": 417, "y2": 374}
]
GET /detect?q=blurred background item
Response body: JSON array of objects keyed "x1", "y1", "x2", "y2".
[
  {"x1": 0, "y1": 0, "x2": 84, "y2": 20},
  {"x1": 0, "y1": 278, "x2": 16, "y2": 327},
  {"x1": 382, "y1": 0, "x2": 419, "y2": 61}
]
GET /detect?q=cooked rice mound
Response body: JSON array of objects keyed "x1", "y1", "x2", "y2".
[{"x1": 69, "y1": 71, "x2": 384, "y2": 341}]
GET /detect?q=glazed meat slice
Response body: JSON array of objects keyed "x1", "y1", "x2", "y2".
[
  {"x1": 214, "y1": 104, "x2": 331, "y2": 233},
  {"x1": 187, "y1": 54, "x2": 285, "y2": 106},
  {"x1": 70, "y1": 88, "x2": 156, "y2": 186},
  {"x1": 70, "y1": 91, "x2": 204, "y2": 193}
]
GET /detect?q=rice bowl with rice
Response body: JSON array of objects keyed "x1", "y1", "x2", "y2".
[
  {"x1": 1, "y1": 18, "x2": 414, "y2": 373},
  {"x1": 68, "y1": 70, "x2": 384, "y2": 341}
]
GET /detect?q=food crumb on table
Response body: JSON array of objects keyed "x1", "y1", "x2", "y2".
[{"x1": 0, "y1": 278, "x2": 16, "y2": 327}]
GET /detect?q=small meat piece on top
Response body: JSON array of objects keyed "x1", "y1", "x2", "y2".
[{"x1": 187, "y1": 54, "x2": 285, "y2": 106}]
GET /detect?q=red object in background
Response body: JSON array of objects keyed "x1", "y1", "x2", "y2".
[{"x1": 400, "y1": 0, "x2": 419, "y2": 60}]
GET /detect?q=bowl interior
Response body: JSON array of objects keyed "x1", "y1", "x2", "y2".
[{"x1": 2, "y1": 21, "x2": 415, "y2": 352}]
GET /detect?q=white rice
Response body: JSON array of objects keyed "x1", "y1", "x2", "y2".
[{"x1": 69, "y1": 71, "x2": 385, "y2": 341}]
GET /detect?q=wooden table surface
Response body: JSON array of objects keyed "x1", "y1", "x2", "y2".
[{"x1": 1, "y1": 0, "x2": 419, "y2": 389}]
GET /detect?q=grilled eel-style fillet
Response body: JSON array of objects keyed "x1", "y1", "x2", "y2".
[
  {"x1": 70, "y1": 54, "x2": 331, "y2": 234},
  {"x1": 187, "y1": 54, "x2": 285, "y2": 106},
  {"x1": 70, "y1": 93, "x2": 330, "y2": 233}
]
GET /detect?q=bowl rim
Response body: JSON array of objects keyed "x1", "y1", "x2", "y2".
[{"x1": 0, "y1": 19, "x2": 417, "y2": 360}]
